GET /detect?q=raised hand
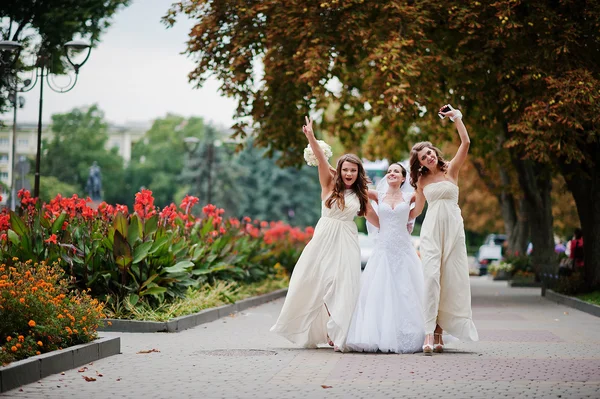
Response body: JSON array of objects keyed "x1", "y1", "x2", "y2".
[
  {"x1": 438, "y1": 104, "x2": 463, "y2": 122},
  {"x1": 302, "y1": 116, "x2": 314, "y2": 138}
]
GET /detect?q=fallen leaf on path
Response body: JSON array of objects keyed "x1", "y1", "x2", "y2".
[
  {"x1": 137, "y1": 348, "x2": 160, "y2": 354},
  {"x1": 89, "y1": 362, "x2": 94, "y2": 365},
  {"x1": 78, "y1": 367, "x2": 88, "y2": 373},
  {"x1": 82, "y1": 376, "x2": 96, "y2": 382},
  {"x1": 96, "y1": 371, "x2": 103, "y2": 377},
  {"x1": 60, "y1": 372, "x2": 65, "y2": 375},
  {"x1": 321, "y1": 385, "x2": 333, "y2": 389},
  {"x1": 564, "y1": 312, "x2": 569, "y2": 315},
  {"x1": 116, "y1": 378, "x2": 122, "y2": 381}
]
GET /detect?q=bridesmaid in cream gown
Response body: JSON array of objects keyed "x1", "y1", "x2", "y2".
[
  {"x1": 270, "y1": 116, "x2": 378, "y2": 352},
  {"x1": 409, "y1": 105, "x2": 479, "y2": 355}
]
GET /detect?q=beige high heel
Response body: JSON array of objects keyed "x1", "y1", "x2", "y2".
[
  {"x1": 433, "y1": 333, "x2": 444, "y2": 353},
  {"x1": 422, "y1": 334, "x2": 434, "y2": 355}
]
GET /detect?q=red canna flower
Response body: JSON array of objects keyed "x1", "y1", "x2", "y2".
[
  {"x1": 134, "y1": 189, "x2": 156, "y2": 219},
  {"x1": 0, "y1": 213, "x2": 10, "y2": 231},
  {"x1": 44, "y1": 234, "x2": 58, "y2": 244},
  {"x1": 180, "y1": 195, "x2": 199, "y2": 214},
  {"x1": 159, "y1": 204, "x2": 178, "y2": 225},
  {"x1": 115, "y1": 204, "x2": 129, "y2": 215},
  {"x1": 202, "y1": 204, "x2": 217, "y2": 216}
]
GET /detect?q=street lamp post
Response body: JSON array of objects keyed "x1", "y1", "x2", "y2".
[
  {"x1": 0, "y1": 39, "x2": 92, "y2": 199},
  {"x1": 8, "y1": 90, "x2": 26, "y2": 210}
]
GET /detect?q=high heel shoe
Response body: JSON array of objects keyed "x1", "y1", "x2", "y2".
[
  {"x1": 327, "y1": 334, "x2": 334, "y2": 347},
  {"x1": 433, "y1": 333, "x2": 444, "y2": 353},
  {"x1": 422, "y1": 334, "x2": 434, "y2": 355}
]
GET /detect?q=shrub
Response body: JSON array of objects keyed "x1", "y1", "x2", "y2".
[
  {"x1": 0, "y1": 259, "x2": 106, "y2": 365},
  {"x1": 504, "y1": 255, "x2": 533, "y2": 277}
]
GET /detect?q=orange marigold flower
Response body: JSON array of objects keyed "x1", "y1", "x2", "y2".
[
  {"x1": 11, "y1": 346, "x2": 17, "y2": 352},
  {"x1": 37, "y1": 341, "x2": 43, "y2": 346},
  {"x1": 36, "y1": 351, "x2": 41, "y2": 355},
  {"x1": 6, "y1": 336, "x2": 11, "y2": 342},
  {"x1": 19, "y1": 298, "x2": 25, "y2": 303},
  {"x1": 18, "y1": 335, "x2": 24, "y2": 342},
  {"x1": 28, "y1": 320, "x2": 36, "y2": 327},
  {"x1": 16, "y1": 343, "x2": 22, "y2": 349}
]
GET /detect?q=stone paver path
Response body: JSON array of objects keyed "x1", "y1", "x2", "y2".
[{"x1": 3, "y1": 277, "x2": 600, "y2": 398}]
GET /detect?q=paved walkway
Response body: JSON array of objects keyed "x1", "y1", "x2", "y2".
[{"x1": 3, "y1": 277, "x2": 600, "y2": 398}]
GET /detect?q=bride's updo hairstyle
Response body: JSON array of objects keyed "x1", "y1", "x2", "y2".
[{"x1": 388, "y1": 162, "x2": 407, "y2": 187}]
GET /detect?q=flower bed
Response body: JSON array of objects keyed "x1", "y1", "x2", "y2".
[
  {"x1": 0, "y1": 189, "x2": 311, "y2": 320},
  {"x1": 0, "y1": 260, "x2": 106, "y2": 365},
  {"x1": 488, "y1": 261, "x2": 513, "y2": 280}
]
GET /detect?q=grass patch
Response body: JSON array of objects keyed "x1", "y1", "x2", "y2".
[
  {"x1": 105, "y1": 276, "x2": 289, "y2": 322},
  {"x1": 576, "y1": 291, "x2": 600, "y2": 306}
]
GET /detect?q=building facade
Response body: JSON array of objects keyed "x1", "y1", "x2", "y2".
[{"x1": 0, "y1": 122, "x2": 147, "y2": 206}]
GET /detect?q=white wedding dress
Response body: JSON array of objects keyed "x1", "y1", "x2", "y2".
[{"x1": 346, "y1": 191, "x2": 425, "y2": 353}]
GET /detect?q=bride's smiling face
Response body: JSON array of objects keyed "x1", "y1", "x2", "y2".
[{"x1": 386, "y1": 164, "x2": 406, "y2": 187}]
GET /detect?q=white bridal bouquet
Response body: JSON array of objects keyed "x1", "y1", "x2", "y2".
[{"x1": 304, "y1": 140, "x2": 333, "y2": 167}]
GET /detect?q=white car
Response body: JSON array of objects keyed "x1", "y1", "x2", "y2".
[{"x1": 477, "y1": 234, "x2": 507, "y2": 275}]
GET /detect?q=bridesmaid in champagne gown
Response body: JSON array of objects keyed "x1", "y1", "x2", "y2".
[
  {"x1": 410, "y1": 105, "x2": 479, "y2": 355},
  {"x1": 270, "y1": 116, "x2": 378, "y2": 352}
]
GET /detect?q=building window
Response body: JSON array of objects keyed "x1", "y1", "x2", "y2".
[
  {"x1": 0, "y1": 138, "x2": 9, "y2": 146},
  {"x1": 18, "y1": 139, "x2": 29, "y2": 147},
  {"x1": 0, "y1": 172, "x2": 8, "y2": 181},
  {"x1": 0, "y1": 154, "x2": 8, "y2": 164}
]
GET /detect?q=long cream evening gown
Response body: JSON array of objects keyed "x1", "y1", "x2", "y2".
[
  {"x1": 420, "y1": 181, "x2": 478, "y2": 341},
  {"x1": 270, "y1": 190, "x2": 362, "y2": 351}
]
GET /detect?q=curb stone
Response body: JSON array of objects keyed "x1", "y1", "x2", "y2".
[
  {"x1": 544, "y1": 289, "x2": 600, "y2": 318},
  {"x1": 99, "y1": 288, "x2": 288, "y2": 334},
  {"x1": 508, "y1": 280, "x2": 542, "y2": 288},
  {"x1": 0, "y1": 336, "x2": 120, "y2": 393}
]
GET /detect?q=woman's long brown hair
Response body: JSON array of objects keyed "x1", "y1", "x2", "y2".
[
  {"x1": 409, "y1": 141, "x2": 447, "y2": 189},
  {"x1": 325, "y1": 154, "x2": 369, "y2": 216}
]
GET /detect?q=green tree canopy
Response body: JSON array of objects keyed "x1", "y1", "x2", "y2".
[
  {"x1": 0, "y1": 0, "x2": 131, "y2": 112},
  {"x1": 125, "y1": 115, "x2": 205, "y2": 207},
  {"x1": 166, "y1": 0, "x2": 599, "y2": 289},
  {"x1": 42, "y1": 104, "x2": 126, "y2": 204}
]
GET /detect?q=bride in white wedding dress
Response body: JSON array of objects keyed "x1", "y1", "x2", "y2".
[{"x1": 346, "y1": 162, "x2": 425, "y2": 353}]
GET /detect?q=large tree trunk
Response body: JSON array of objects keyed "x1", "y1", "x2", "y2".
[
  {"x1": 560, "y1": 143, "x2": 600, "y2": 290},
  {"x1": 512, "y1": 157, "x2": 556, "y2": 280},
  {"x1": 498, "y1": 167, "x2": 529, "y2": 256}
]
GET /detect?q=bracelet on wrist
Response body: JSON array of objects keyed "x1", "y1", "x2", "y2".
[{"x1": 450, "y1": 110, "x2": 463, "y2": 122}]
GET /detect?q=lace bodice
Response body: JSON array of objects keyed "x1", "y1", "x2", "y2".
[
  {"x1": 375, "y1": 191, "x2": 413, "y2": 252},
  {"x1": 321, "y1": 190, "x2": 360, "y2": 222}
]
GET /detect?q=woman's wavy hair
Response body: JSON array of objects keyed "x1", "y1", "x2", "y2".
[
  {"x1": 388, "y1": 162, "x2": 407, "y2": 187},
  {"x1": 325, "y1": 154, "x2": 369, "y2": 216},
  {"x1": 409, "y1": 142, "x2": 447, "y2": 189}
]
